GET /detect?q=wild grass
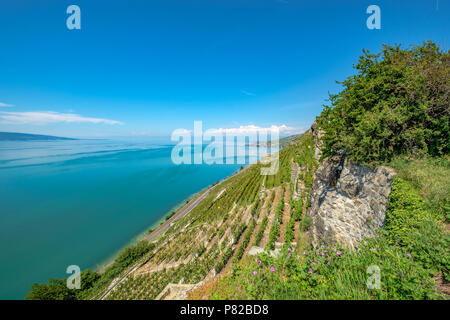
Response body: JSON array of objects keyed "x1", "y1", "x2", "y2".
[
  {"x1": 391, "y1": 156, "x2": 450, "y2": 221},
  {"x1": 206, "y1": 177, "x2": 449, "y2": 300}
]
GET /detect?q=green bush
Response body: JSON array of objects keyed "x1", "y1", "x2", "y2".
[
  {"x1": 211, "y1": 238, "x2": 442, "y2": 300},
  {"x1": 386, "y1": 178, "x2": 450, "y2": 281},
  {"x1": 385, "y1": 178, "x2": 434, "y2": 245},
  {"x1": 284, "y1": 218, "x2": 295, "y2": 243},
  {"x1": 254, "y1": 216, "x2": 268, "y2": 246},
  {"x1": 391, "y1": 157, "x2": 450, "y2": 221},
  {"x1": 215, "y1": 247, "x2": 233, "y2": 273},
  {"x1": 299, "y1": 216, "x2": 312, "y2": 231},
  {"x1": 317, "y1": 42, "x2": 449, "y2": 164},
  {"x1": 26, "y1": 270, "x2": 100, "y2": 300},
  {"x1": 234, "y1": 220, "x2": 256, "y2": 263}
]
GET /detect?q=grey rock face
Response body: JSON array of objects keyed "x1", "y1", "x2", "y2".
[
  {"x1": 307, "y1": 157, "x2": 396, "y2": 248},
  {"x1": 310, "y1": 121, "x2": 325, "y2": 161}
]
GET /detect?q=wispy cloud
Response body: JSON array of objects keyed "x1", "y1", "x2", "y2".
[
  {"x1": 0, "y1": 111, "x2": 123, "y2": 125},
  {"x1": 240, "y1": 89, "x2": 256, "y2": 96},
  {"x1": 0, "y1": 102, "x2": 14, "y2": 107}
]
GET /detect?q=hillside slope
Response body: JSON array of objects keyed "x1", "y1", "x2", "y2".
[{"x1": 26, "y1": 41, "x2": 449, "y2": 300}]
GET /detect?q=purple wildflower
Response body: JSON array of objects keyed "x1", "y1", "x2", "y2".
[{"x1": 270, "y1": 266, "x2": 275, "y2": 272}]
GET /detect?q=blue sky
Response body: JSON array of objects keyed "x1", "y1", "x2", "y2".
[{"x1": 0, "y1": 0, "x2": 448, "y2": 138}]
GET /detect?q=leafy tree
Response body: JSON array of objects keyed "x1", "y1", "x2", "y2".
[
  {"x1": 318, "y1": 41, "x2": 449, "y2": 164},
  {"x1": 26, "y1": 278, "x2": 77, "y2": 300}
]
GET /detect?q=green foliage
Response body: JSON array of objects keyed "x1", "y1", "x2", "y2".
[
  {"x1": 299, "y1": 216, "x2": 312, "y2": 232},
  {"x1": 85, "y1": 240, "x2": 154, "y2": 298},
  {"x1": 266, "y1": 220, "x2": 280, "y2": 251},
  {"x1": 234, "y1": 220, "x2": 257, "y2": 263},
  {"x1": 318, "y1": 42, "x2": 449, "y2": 164},
  {"x1": 26, "y1": 270, "x2": 100, "y2": 300},
  {"x1": 385, "y1": 178, "x2": 450, "y2": 281},
  {"x1": 284, "y1": 218, "x2": 295, "y2": 243},
  {"x1": 253, "y1": 216, "x2": 268, "y2": 246},
  {"x1": 391, "y1": 156, "x2": 450, "y2": 221},
  {"x1": 215, "y1": 246, "x2": 233, "y2": 273},
  {"x1": 114, "y1": 241, "x2": 154, "y2": 268},
  {"x1": 196, "y1": 244, "x2": 206, "y2": 257},
  {"x1": 404, "y1": 220, "x2": 450, "y2": 281},
  {"x1": 210, "y1": 173, "x2": 449, "y2": 300},
  {"x1": 233, "y1": 223, "x2": 247, "y2": 244},
  {"x1": 385, "y1": 178, "x2": 434, "y2": 245},
  {"x1": 291, "y1": 197, "x2": 303, "y2": 221},
  {"x1": 211, "y1": 237, "x2": 443, "y2": 300},
  {"x1": 26, "y1": 279, "x2": 77, "y2": 300}
]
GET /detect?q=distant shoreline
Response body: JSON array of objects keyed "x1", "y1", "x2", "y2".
[{"x1": 0, "y1": 132, "x2": 77, "y2": 141}]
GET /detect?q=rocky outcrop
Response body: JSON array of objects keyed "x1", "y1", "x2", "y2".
[
  {"x1": 310, "y1": 121, "x2": 324, "y2": 161},
  {"x1": 307, "y1": 154, "x2": 396, "y2": 248}
]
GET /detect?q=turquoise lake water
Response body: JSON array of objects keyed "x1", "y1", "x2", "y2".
[{"x1": 0, "y1": 139, "x2": 255, "y2": 299}]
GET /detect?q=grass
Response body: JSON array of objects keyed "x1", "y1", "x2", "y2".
[
  {"x1": 391, "y1": 156, "x2": 450, "y2": 222},
  {"x1": 203, "y1": 175, "x2": 450, "y2": 300}
]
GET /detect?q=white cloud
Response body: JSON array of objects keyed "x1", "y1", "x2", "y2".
[
  {"x1": 206, "y1": 124, "x2": 303, "y2": 135},
  {"x1": 0, "y1": 111, "x2": 123, "y2": 125},
  {"x1": 0, "y1": 102, "x2": 14, "y2": 107}
]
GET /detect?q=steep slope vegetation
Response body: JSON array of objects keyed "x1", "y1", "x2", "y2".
[{"x1": 27, "y1": 42, "x2": 449, "y2": 300}]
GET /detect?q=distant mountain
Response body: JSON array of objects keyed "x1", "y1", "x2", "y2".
[{"x1": 0, "y1": 132, "x2": 76, "y2": 141}]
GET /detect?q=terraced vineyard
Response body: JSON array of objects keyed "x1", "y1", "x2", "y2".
[{"x1": 93, "y1": 131, "x2": 317, "y2": 300}]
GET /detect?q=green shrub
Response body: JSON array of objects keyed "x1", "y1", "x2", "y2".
[
  {"x1": 385, "y1": 178, "x2": 434, "y2": 245},
  {"x1": 299, "y1": 216, "x2": 312, "y2": 231},
  {"x1": 211, "y1": 238, "x2": 442, "y2": 300},
  {"x1": 234, "y1": 220, "x2": 256, "y2": 263},
  {"x1": 284, "y1": 218, "x2": 295, "y2": 243},
  {"x1": 26, "y1": 270, "x2": 100, "y2": 300},
  {"x1": 215, "y1": 247, "x2": 233, "y2": 273},
  {"x1": 233, "y1": 223, "x2": 247, "y2": 244},
  {"x1": 317, "y1": 42, "x2": 449, "y2": 164},
  {"x1": 254, "y1": 216, "x2": 268, "y2": 246},
  {"x1": 391, "y1": 157, "x2": 450, "y2": 221}
]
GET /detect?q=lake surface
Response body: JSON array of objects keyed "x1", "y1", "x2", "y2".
[{"x1": 0, "y1": 138, "x2": 266, "y2": 299}]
